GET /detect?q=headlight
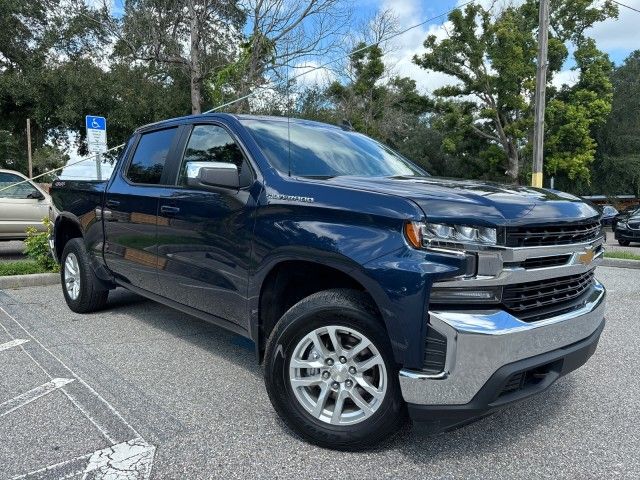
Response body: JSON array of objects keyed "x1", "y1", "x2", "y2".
[{"x1": 405, "y1": 221, "x2": 497, "y2": 249}]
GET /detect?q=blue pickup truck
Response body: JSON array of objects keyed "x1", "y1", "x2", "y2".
[{"x1": 50, "y1": 114, "x2": 606, "y2": 450}]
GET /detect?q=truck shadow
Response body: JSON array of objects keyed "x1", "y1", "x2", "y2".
[
  {"x1": 104, "y1": 287, "x2": 577, "y2": 453},
  {"x1": 104, "y1": 288, "x2": 261, "y2": 379}
]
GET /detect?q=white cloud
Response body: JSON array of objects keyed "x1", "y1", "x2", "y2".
[
  {"x1": 292, "y1": 61, "x2": 337, "y2": 88},
  {"x1": 551, "y1": 69, "x2": 579, "y2": 89},
  {"x1": 586, "y1": 0, "x2": 640, "y2": 56},
  {"x1": 380, "y1": 0, "x2": 461, "y2": 94}
]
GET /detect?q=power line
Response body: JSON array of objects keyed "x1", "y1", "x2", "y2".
[
  {"x1": 0, "y1": 143, "x2": 125, "y2": 193},
  {"x1": 1, "y1": 1, "x2": 476, "y2": 192},
  {"x1": 205, "y1": 0, "x2": 476, "y2": 113},
  {"x1": 611, "y1": 0, "x2": 640, "y2": 14}
]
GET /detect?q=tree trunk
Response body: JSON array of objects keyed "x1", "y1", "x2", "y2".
[
  {"x1": 506, "y1": 141, "x2": 520, "y2": 184},
  {"x1": 189, "y1": 0, "x2": 201, "y2": 114}
]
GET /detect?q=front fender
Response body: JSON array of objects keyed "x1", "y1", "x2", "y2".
[{"x1": 248, "y1": 200, "x2": 465, "y2": 368}]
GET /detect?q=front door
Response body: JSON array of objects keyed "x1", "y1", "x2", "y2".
[
  {"x1": 155, "y1": 123, "x2": 260, "y2": 329},
  {"x1": 0, "y1": 172, "x2": 49, "y2": 239},
  {"x1": 103, "y1": 127, "x2": 180, "y2": 292}
]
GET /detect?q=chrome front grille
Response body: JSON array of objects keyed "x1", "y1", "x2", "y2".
[{"x1": 506, "y1": 221, "x2": 601, "y2": 247}]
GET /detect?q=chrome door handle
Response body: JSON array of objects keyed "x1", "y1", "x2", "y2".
[{"x1": 160, "y1": 205, "x2": 180, "y2": 215}]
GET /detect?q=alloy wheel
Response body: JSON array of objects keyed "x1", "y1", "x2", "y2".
[{"x1": 288, "y1": 325, "x2": 387, "y2": 426}]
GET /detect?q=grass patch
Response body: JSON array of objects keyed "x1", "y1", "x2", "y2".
[
  {"x1": 604, "y1": 251, "x2": 640, "y2": 261},
  {"x1": 0, "y1": 260, "x2": 52, "y2": 276}
]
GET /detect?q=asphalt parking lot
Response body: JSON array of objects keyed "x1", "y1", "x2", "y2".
[{"x1": 0, "y1": 266, "x2": 638, "y2": 479}]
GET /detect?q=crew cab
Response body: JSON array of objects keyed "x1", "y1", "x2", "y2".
[{"x1": 50, "y1": 114, "x2": 606, "y2": 449}]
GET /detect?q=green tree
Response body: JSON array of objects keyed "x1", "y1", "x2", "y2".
[
  {"x1": 413, "y1": 1, "x2": 617, "y2": 184},
  {"x1": 111, "y1": 0, "x2": 245, "y2": 114},
  {"x1": 544, "y1": 39, "x2": 613, "y2": 181},
  {"x1": 0, "y1": 0, "x2": 108, "y2": 173},
  {"x1": 588, "y1": 50, "x2": 640, "y2": 195}
]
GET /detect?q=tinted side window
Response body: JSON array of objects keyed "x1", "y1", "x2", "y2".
[
  {"x1": 178, "y1": 125, "x2": 245, "y2": 185},
  {"x1": 126, "y1": 128, "x2": 177, "y2": 184}
]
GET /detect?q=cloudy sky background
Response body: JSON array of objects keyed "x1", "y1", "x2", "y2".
[{"x1": 62, "y1": 0, "x2": 640, "y2": 179}]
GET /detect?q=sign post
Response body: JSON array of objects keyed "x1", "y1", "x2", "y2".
[{"x1": 85, "y1": 115, "x2": 107, "y2": 180}]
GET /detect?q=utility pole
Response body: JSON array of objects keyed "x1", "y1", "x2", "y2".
[
  {"x1": 531, "y1": 0, "x2": 549, "y2": 188},
  {"x1": 26, "y1": 119, "x2": 33, "y2": 178},
  {"x1": 96, "y1": 153, "x2": 102, "y2": 181}
]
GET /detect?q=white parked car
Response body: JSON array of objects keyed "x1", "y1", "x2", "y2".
[{"x1": 0, "y1": 169, "x2": 53, "y2": 240}]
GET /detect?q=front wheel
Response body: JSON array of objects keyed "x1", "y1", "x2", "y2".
[
  {"x1": 61, "y1": 238, "x2": 109, "y2": 313},
  {"x1": 264, "y1": 289, "x2": 405, "y2": 450}
]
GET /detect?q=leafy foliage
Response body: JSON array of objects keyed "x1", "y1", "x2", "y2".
[
  {"x1": 413, "y1": 1, "x2": 617, "y2": 183},
  {"x1": 0, "y1": 0, "x2": 637, "y2": 196},
  {"x1": 24, "y1": 218, "x2": 59, "y2": 272}
]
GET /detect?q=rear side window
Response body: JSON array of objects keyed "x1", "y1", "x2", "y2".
[{"x1": 126, "y1": 128, "x2": 177, "y2": 184}]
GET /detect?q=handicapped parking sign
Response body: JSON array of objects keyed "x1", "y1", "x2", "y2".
[{"x1": 85, "y1": 115, "x2": 107, "y2": 153}]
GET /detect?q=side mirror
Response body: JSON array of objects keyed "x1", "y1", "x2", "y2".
[
  {"x1": 185, "y1": 161, "x2": 239, "y2": 190},
  {"x1": 27, "y1": 190, "x2": 45, "y2": 200}
]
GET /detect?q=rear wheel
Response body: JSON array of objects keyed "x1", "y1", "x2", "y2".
[
  {"x1": 61, "y1": 238, "x2": 109, "y2": 313},
  {"x1": 618, "y1": 239, "x2": 631, "y2": 246},
  {"x1": 264, "y1": 289, "x2": 405, "y2": 450}
]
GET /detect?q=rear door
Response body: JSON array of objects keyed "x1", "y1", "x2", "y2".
[
  {"x1": 154, "y1": 122, "x2": 260, "y2": 328},
  {"x1": 103, "y1": 127, "x2": 181, "y2": 292},
  {"x1": 0, "y1": 172, "x2": 49, "y2": 238}
]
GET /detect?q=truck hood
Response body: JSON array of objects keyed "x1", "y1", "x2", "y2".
[{"x1": 319, "y1": 176, "x2": 599, "y2": 226}]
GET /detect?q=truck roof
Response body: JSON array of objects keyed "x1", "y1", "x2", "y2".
[{"x1": 135, "y1": 113, "x2": 343, "y2": 133}]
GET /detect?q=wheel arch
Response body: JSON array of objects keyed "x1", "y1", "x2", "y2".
[
  {"x1": 54, "y1": 213, "x2": 83, "y2": 261},
  {"x1": 252, "y1": 257, "x2": 388, "y2": 362}
]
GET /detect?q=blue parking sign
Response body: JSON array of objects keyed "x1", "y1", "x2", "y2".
[
  {"x1": 86, "y1": 115, "x2": 107, "y2": 153},
  {"x1": 86, "y1": 115, "x2": 106, "y2": 131}
]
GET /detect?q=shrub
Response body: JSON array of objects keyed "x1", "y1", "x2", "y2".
[{"x1": 24, "y1": 218, "x2": 59, "y2": 272}]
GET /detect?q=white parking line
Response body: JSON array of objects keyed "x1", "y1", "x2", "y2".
[
  {"x1": 0, "y1": 378, "x2": 74, "y2": 418},
  {"x1": 82, "y1": 438, "x2": 156, "y2": 480},
  {"x1": 10, "y1": 437, "x2": 156, "y2": 480},
  {"x1": 0, "y1": 338, "x2": 29, "y2": 351},
  {"x1": 0, "y1": 306, "x2": 143, "y2": 441},
  {"x1": 0, "y1": 305, "x2": 156, "y2": 478}
]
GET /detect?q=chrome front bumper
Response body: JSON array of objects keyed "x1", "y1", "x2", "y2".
[{"x1": 399, "y1": 280, "x2": 606, "y2": 405}]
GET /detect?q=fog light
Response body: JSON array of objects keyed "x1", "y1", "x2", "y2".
[{"x1": 430, "y1": 287, "x2": 501, "y2": 304}]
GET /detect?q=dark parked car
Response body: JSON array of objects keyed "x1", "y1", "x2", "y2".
[
  {"x1": 615, "y1": 209, "x2": 640, "y2": 246},
  {"x1": 600, "y1": 205, "x2": 618, "y2": 227},
  {"x1": 612, "y1": 205, "x2": 639, "y2": 230},
  {"x1": 49, "y1": 114, "x2": 606, "y2": 450}
]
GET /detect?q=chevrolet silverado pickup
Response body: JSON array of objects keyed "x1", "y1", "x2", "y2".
[{"x1": 50, "y1": 114, "x2": 606, "y2": 450}]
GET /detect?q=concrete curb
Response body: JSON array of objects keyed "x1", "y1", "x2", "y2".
[
  {"x1": 0, "y1": 273, "x2": 60, "y2": 289},
  {"x1": 602, "y1": 258, "x2": 640, "y2": 270}
]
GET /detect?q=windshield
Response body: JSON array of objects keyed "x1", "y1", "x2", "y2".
[{"x1": 241, "y1": 119, "x2": 427, "y2": 178}]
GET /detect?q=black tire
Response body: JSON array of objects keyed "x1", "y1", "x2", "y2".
[
  {"x1": 619, "y1": 239, "x2": 631, "y2": 246},
  {"x1": 61, "y1": 238, "x2": 109, "y2": 313},
  {"x1": 264, "y1": 289, "x2": 405, "y2": 450}
]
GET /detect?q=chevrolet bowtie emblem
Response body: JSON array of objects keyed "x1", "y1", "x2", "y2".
[{"x1": 578, "y1": 248, "x2": 595, "y2": 266}]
